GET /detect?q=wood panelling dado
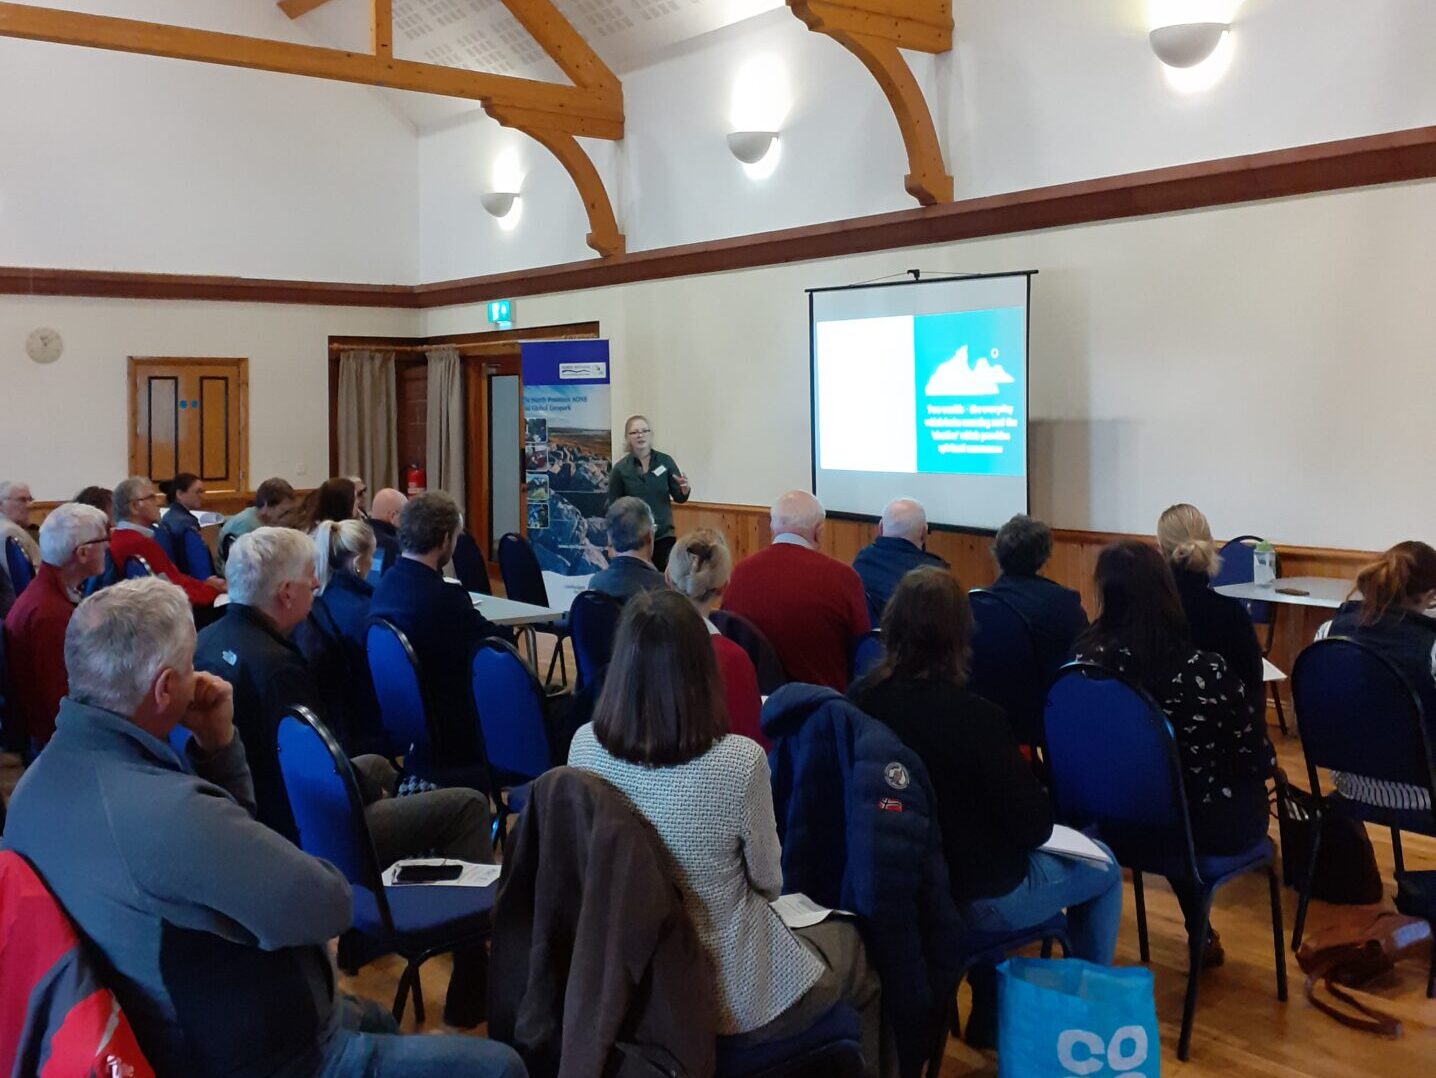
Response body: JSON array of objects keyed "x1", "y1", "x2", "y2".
[
  {"x1": 3, "y1": 126, "x2": 1434, "y2": 308},
  {"x1": 673, "y1": 501, "x2": 1376, "y2": 713}
]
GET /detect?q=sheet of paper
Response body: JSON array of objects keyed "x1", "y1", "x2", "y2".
[
  {"x1": 771, "y1": 892, "x2": 852, "y2": 929},
  {"x1": 1039, "y1": 825, "x2": 1112, "y2": 866},
  {"x1": 541, "y1": 571, "x2": 593, "y2": 613},
  {"x1": 382, "y1": 859, "x2": 502, "y2": 889}
]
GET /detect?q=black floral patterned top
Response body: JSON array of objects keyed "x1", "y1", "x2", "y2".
[{"x1": 1074, "y1": 643, "x2": 1272, "y2": 855}]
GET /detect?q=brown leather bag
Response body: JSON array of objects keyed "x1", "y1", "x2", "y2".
[{"x1": 1295, "y1": 907, "x2": 1431, "y2": 1037}]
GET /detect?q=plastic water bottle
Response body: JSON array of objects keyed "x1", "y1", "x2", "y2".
[{"x1": 1253, "y1": 540, "x2": 1277, "y2": 587}]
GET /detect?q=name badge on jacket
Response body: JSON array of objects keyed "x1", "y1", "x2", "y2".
[{"x1": 652, "y1": 465, "x2": 667, "y2": 477}]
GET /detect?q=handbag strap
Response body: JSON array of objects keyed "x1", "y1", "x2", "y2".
[{"x1": 1303, "y1": 969, "x2": 1403, "y2": 1038}]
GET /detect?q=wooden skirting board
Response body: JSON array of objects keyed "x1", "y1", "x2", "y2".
[{"x1": 2, "y1": 125, "x2": 1433, "y2": 309}]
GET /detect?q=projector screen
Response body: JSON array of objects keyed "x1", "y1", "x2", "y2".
[{"x1": 809, "y1": 272, "x2": 1032, "y2": 532}]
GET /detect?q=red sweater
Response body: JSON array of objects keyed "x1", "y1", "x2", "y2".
[
  {"x1": 3, "y1": 564, "x2": 74, "y2": 744},
  {"x1": 723, "y1": 541, "x2": 870, "y2": 691},
  {"x1": 712, "y1": 633, "x2": 767, "y2": 750},
  {"x1": 109, "y1": 526, "x2": 219, "y2": 606}
]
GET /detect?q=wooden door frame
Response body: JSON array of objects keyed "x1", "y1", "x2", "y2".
[{"x1": 127, "y1": 356, "x2": 250, "y2": 490}]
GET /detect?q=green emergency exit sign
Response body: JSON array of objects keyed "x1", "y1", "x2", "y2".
[{"x1": 487, "y1": 299, "x2": 513, "y2": 325}]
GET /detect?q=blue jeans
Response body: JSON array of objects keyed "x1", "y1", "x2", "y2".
[
  {"x1": 958, "y1": 844, "x2": 1123, "y2": 964},
  {"x1": 314, "y1": 996, "x2": 527, "y2": 1078}
]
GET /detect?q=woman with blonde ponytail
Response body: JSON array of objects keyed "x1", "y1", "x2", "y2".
[
  {"x1": 1157, "y1": 503, "x2": 1264, "y2": 719},
  {"x1": 1316, "y1": 541, "x2": 1436, "y2": 810},
  {"x1": 294, "y1": 519, "x2": 387, "y2": 755}
]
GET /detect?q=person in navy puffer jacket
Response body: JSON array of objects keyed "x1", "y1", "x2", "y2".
[{"x1": 763, "y1": 683, "x2": 964, "y2": 1078}]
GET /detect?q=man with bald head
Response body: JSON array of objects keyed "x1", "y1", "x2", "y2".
[
  {"x1": 367, "y1": 487, "x2": 406, "y2": 575},
  {"x1": 723, "y1": 490, "x2": 870, "y2": 690},
  {"x1": 852, "y1": 497, "x2": 951, "y2": 622}
]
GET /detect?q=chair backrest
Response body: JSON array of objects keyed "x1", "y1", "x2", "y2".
[
  {"x1": 1291, "y1": 636, "x2": 1436, "y2": 799},
  {"x1": 497, "y1": 532, "x2": 549, "y2": 606},
  {"x1": 151, "y1": 523, "x2": 177, "y2": 564},
  {"x1": 710, "y1": 610, "x2": 788, "y2": 696},
  {"x1": 365, "y1": 618, "x2": 434, "y2": 773},
  {"x1": 276, "y1": 707, "x2": 391, "y2": 928},
  {"x1": 969, "y1": 589, "x2": 1048, "y2": 746},
  {"x1": 452, "y1": 531, "x2": 493, "y2": 596},
  {"x1": 569, "y1": 589, "x2": 624, "y2": 690},
  {"x1": 471, "y1": 637, "x2": 552, "y2": 783},
  {"x1": 123, "y1": 555, "x2": 154, "y2": 579},
  {"x1": 4, "y1": 539, "x2": 32, "y2": 595},
  {"x1": 181, "y1": 528, "x2": 215, "y2": 580},
  {"x1": 1214, "y1": 535, "x2": 1275, "y2": 625},
  {"x1": 849, "y1": 630, "x2": 884, "y2": 686},
  {"x1": 1044, "y1": 662, "x2": 1199, "y2": 878}
]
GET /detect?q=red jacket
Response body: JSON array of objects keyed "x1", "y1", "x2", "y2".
[
  {"x1": 723, "y1": 541, "x2": 870, "y2": 691},
  {"x1": 713, "y1": 634, "x2": 767, "y2": 750},
  {"x1": 0, "y1": 852, "x2": 154, "y2": 1078},
  {"x1": 109, "y1": 526, "x2": 219, "y2": 606},
  {"x1": 3, "y1": 564, "x2": 74, "y2": 745}
]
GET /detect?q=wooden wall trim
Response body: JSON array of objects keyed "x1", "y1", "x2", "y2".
[{"x1": 1, "y1": 126, "x2": 1432, "y2": 310}]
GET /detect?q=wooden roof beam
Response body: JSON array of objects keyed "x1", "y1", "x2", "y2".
[
  {"x1": 788, "y1": 0, "x2": 953, "y2": 205},
  {"x1": 278, "y1": 0, "x2": 336, "y2": 19}
]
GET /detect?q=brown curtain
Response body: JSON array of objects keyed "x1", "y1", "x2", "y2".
[
  {"x1": 337, "y1": 350, "x2": 398, "y2": 494},
  {"x1": 425, "y1": 346, "x2": 466, "y2": 509}
]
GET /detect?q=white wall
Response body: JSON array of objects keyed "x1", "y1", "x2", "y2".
[
  {"x1": 0, "y1": 296, "x2": 417, "y2": 500},
  {"x1": 424, "y1": 179, "x2": 1436, "y2": 552},
  {"x1": 0, "y1": 1, "x2": 418, "y2": 282},
  {"x1": 417, "y1": 0, "x2": 1436, "y2": 279}
]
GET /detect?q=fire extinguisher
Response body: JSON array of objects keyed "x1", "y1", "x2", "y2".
[{"x1": 405, "y1": 463, "x2": 427, "y2": 497}]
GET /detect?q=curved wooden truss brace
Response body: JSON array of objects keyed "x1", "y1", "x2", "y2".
[
  {"x1": 0, "y1": 0, "x2": 626, "y2": 257},
  {"x1": 788, "y1": 0, "x2": 954, "y2": 205}
]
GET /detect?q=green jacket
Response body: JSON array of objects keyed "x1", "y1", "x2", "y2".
[{"x1": 607, "y1": 450, "x2": 689, "y2": 540}]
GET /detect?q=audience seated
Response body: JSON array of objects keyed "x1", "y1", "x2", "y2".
[
  {"x1": 984, "y1": 514, "x2": 1089, "y2": 679},
  {"x1": 347, "y1": 475, "x2": 368, "y2": 519},
  {"x1": 723, "y1": 490, "x2": 870, "y2": 691},
  {"x1": 219, "y1": 476, "x2": 294, "y2": 573},
  {"x1": 307, "y1": 477, "x2": 361, "y2": 529},
  {"x1": 568, "y1": 590, "x2": 886, "y2": 1075},
  {"x1": 157, "y1": 472, "x2": 217, "y2": 579},
  {"x1": 666, "y1": 528, "x2": 766, "y2": 748},
  {"x1": 108, "y1": 476, "x2": 223, "y2": 606},
  {"x1": 293, "y1": 519, "x2": 388, "y2": 758},
  {"x1": 370, "y1": 491, "x2": 507, "y2": 771},
  {"x1": 3, "y1": 503, "x2": 109, "y2": 749},
  {"x1": 367, "y1": 486, "x2": 406, "y2": 575},
  {"x1": 1315, "y1": 540, "x2": 1436, "y2": 810},
  {"x1": 587, "y1": 496, "x2": 667, "y2": 601},
  {"x1": 848, "y1": 567, "x2": 1121, "y2": 1045},
  {"x1": 73, "y1": 485, "x2": 113, "y2": 517},
  {"x1": 0, "y1": 480, "x2": 39, "y2": 615},
  {"x1": 1158, "y1": 503, "x2": 1265, "y2": 718},
  {"x1": 1074, "y1": 540, "x2": 1270, "y2": 961},
  {"x1": 851, "y1": 497, "x2": 949, "y2": 621},
  {"x1": 1, "y1": 578, "x2": 524, "y2": 1076}
]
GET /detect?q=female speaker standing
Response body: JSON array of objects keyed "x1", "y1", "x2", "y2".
[{"x1": 607, "y1": 414, "x2": 690, "y2": 571}]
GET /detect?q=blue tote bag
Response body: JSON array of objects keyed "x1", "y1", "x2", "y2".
[{"x1": 997, "y1": 957, "x2": 1159, "y2": 1077}]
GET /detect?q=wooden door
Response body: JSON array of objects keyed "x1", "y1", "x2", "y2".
[{"x1": 129, "y1": 358, "x2": 249, "y2": 492}]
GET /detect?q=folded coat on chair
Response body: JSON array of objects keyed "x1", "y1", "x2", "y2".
[{"x1": 488, "y1": 766, "x2": 718, "y2": 1078}]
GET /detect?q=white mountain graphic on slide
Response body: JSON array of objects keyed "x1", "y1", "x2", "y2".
[{"x1": 923, "y1": 345, "x2": 1015, "y2": 396}]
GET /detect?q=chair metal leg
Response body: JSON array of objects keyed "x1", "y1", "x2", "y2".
[
  {"x1": 391, "y1": 961, "x2": 416, "y2": 1024},
  {"x1": 1040, "y1": 937, "x2": 1054, "y2": 959},
  {"x1": 1292, "y1": 813, "x2": 1323, "y2": 950},
  {"x1": 1270, "y1": 683, "x2": 1289, "y2": 735},
  {"x1": 411, "y1": 962, "x2": 426, "y2": 1026},
  {"x1": 1133, "y1": 870, "x2": 1150, "y2": 964},
  {"x1": 1178, "y1": 896, "x2": 1214, "y2": 1061},
  {"x1": 1428, "y1": 935, "x2": 1436, "y2": 999},
  {"x1": 927, "y1": 990, "x2": 956, "y2": 1076},
  {"x1": 1268, "y1": 867, "x2": 1289, "y2": 1002},
  {"x1": 1392, "y1": 828, "x2": 1406, "y2": 876}
]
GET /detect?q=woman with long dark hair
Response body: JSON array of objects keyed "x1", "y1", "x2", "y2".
[{"x1": 568, "y1": 590, "x2": 887, "y2": 1075}]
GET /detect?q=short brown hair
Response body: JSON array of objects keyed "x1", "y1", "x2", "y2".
[
  {"x1": 592, "y1": 589, "x2": 728, "y2": 765},
  {"x1": 877, "y1": 566, "x2": 973, "y2": 685}
]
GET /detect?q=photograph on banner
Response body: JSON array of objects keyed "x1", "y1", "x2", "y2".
[{"x1": 520, "y1": 341, "x2": 613, "y2": 576}]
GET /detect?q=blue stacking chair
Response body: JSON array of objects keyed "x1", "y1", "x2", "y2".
[
  {"x1": 5, "y1": 538, "x2": 32, "y2": 595},
  {"x1": 472, "y1": 638, "x2": 553, "y2": 842},
  {"x1": 1215, "y1": 535, "x2": 1288, "y2": 733},
  {"x1": 277, "y1": 705, "x2": 497, "y2": 1024},
  {"x1": 968, "y1": 589, "x2": 1048, "y2": 751},
  {"x1": 716, "y1": 1002, "x2": 866, "y2": 1077},
  {"x1": 1290, "y1": 637, "x2": 1436, "y2": 993},
  {"x1": 848, "y1": 629, "x2": 884, "y2": 686},
  {"x1": 365, "y1": 618, "x2": 440, "y2": 781},
  {"x1": 497, "y1": 533, "x2": 569, "y2": 687},
  {"x1": 1044, "y1": 662, "x2": 1287, "y2": 1060},
  {"x1": 123, "y1": 555, "x2": 154, "y2": 579},
  {"x1": 452, "y1": 531, "x2": 493, "y2": 596},
  {"x1": 568, "y1": 589, "x2": 623, "y2": 691},
  {"x1": 711, "y1": 610, "x2": 788, "y2": 696},
  {"x1": 181, "y1": 528, "x2": 216, "y2": 579}
]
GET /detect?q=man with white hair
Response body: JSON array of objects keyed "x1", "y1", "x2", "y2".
[
  {"x1": 724, "y1": 490, "x2": 870, "y2": 690},
  {"x1": 195, "y1": 526, "x2": 497, "y2": 1027},
  {"x1": 0, "y1": 480, "x2": 40, "y2": 614},
  {"x1": 108, "y1": 475, "x2": 223, "y2": 607},
  {"x1": 3, "y1": 502, "x2": 110, "y2": 747},
  {"x1": 3, "y1": 578, "x2": 525, "y2": 1077},
  {"x1": 852, "y1": 497, "x2": 951, "y2": 623}
]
